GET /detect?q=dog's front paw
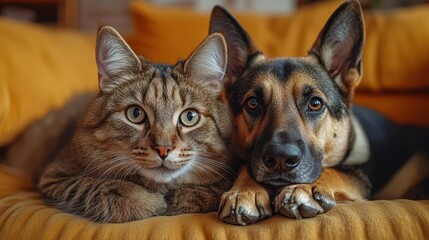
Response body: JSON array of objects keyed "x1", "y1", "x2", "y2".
[
  {"x1": 274, "y1": 184, "x2": 336, "y2": 219},
  {"x1": 218, "y1": 188, "x2": 272, "y2": 226}
]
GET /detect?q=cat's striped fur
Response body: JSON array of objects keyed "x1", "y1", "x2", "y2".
[{"x1": 38, "y1": 27, "x2": 236, "y2": 223}]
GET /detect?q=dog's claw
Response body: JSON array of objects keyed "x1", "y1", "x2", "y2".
[
  {"x1": 218, "y1": 189, "x2": 272, "y2": 225},
  {"x1": 274, "y1": 184, "x2": 336, "y2": 219},
  {"x1": 313, "y1": 190, "x2": 336, "y2": 211},
  {"x1": 298, "y1": 204, "x2": 319, "y2": 218}
]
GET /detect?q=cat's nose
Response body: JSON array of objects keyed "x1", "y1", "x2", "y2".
[{"x1": 152, "y1": 145, "x2": 174, "y2": 159}]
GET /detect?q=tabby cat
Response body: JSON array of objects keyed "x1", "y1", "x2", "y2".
[{"x1": 37, "y1": 26, "x2": 235, "y2": 223}]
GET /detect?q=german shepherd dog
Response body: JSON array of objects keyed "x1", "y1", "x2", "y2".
[{"x1": 210, "y1": 0, "x2": 429, "y2": 225}]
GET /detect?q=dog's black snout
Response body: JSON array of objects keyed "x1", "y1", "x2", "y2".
[{"x1": 262, "y1": 143, "x2": 301, "y2": 172}]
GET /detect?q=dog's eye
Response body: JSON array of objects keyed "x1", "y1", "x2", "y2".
[
  {"x1": 308, "y1": 97, "x2": 323, "y2": 112},
  {"x1": 246, "y1": 97, "x2": 259, "y2": 110}
]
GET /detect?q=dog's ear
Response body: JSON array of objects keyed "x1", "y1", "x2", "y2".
[
  {"x1": 310, "y1": 0, "x2": 364, "y2": 98},
  {"x1": 183, "y1": 33, "x2": 227, "y2": 97},
  {"x1": 209, "y1": 6, "x2": 260, "y2": 92}
]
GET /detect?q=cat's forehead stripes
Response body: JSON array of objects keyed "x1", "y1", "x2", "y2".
[{"x1": 143, "y1": 69, "x2": 183, "y2": 107}]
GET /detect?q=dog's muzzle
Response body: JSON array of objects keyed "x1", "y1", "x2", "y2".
[{"x1": 262, "y1": 143, "x2": 302, "y2": 172}]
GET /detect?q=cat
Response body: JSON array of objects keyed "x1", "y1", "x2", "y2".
[{"x1": 36, "y1": 26, "x2": 236, "y2": 223}]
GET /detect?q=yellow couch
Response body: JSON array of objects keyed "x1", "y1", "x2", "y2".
[{"x1": 1, "y1": 1, "x2": 429, "y2": 239}]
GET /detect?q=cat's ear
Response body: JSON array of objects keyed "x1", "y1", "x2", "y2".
[
  {"x1": 183, "y1": 33, "x2": 227, "y2": 96},
  {"x1": 96, "y1": 26, "x2": 141, "y2": 92},
  {"x1": 309, "y1": 0, "x2": 364, "y2": 97},
  {"x1": 209, "y1": 6, "x2": 260, "y2": 93}
]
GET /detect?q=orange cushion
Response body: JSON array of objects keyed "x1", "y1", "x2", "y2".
[
  {"x1": 0, "y1": 18, "x2": 98, "y2": 146},
  {"x1": 363, "y1": 6, "x2": 429, "y2": 91},
  {"x1": 128, "y1": 1, "x2": 338, "y2": 66},
  {"x1": 129, "y1": 1, "x2": 429, "y2": 92},
  {"x1": 1, "y1": 164, "x2": 429, "y2": 239},
  {"x1": 354, "y1": 93, "x2": 429, "y2": 127}
]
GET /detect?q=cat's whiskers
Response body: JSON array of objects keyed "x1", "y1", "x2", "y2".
[
  {"x1": 203, "y1": 160, "x2": 237, "y2": 179},
  {"x1": 79, "y1": 145, "x2": 139, "y2": 177},
  {"x1": 191, "y1": 156, "x2": 234, "y2": 185},
  {"x1": 160, "y1": 147, "x2": 237, "y2": 184},
  {"x1": 199, "y1": 149, "x2": 232, "y2": 162},
  {"x1": 119, "y1": 162, "x2": 140, "y2": 181},
  {"x1": 90, "y1": 156, "x2": 135, "y2": 188},
  {"x1": 113, "y1": 160, "x2": 135, "y2": 180},
  {"x1": 91, "y1": 161, "x2": 125, "y2": 187},
  {"x1": 117, "y1": 160, "x2": 141, "y2": 181},
  {"x1": 190, "y1": 162, "x2": 224, "y2": 185},
  {"x1": 188, "y1": 168, "x2": 204, "y2": 185},
  {"x1": 79, "y1": 153, "x2": 126, "y2": 179},
  {"x1": 80, "y1": 148, "x2": 108, "y2": 175},
  {"x1": 80, "y1": 148, "x2": 124, "y2": 176},
  {"x1": 195, "y1": 150, "x2": 236, "y2": 177},
  {"x1": 99, "y1": 157, "x2": 133, "y2": 178},
  {"x1": 140, "y1": 170, "x2": 158, "y2": 188}
]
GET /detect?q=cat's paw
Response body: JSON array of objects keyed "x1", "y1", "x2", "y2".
[
  {"x1": 218, "y1": 188, "x2": 272, "y2": 226},
  {"x1": 164, "y1": 186, "x2": 220, "y2": 215},
  {"x1": 274, "y1": 184, "x2": 336, "y2": 219},
  {"x1": 86, "y1": 181, "x2": 167, "y2": 223}
]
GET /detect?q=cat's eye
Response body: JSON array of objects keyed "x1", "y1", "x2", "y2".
[
  {"x1": 179, "y1": 109, "x2": 200, "y2": 127},
  {"x1": 307, "y1": 97, "x2": 324, "y2": 112},
  {"x1": 126, "y1": 106, "x2": 146, "y2": 124},
  {"x1": 245, "y1": 97, "x2": 259, "y2": 111}
]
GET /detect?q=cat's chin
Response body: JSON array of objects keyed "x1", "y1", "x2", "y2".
[{"x1": 139, "y1": 166, "x2": 190, "y2": 183}]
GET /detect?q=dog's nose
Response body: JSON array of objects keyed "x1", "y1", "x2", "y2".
[{"x1": 262, "y1": 143, "x2": 301, "y2": 172}]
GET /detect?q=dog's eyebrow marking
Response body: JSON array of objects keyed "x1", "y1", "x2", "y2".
[
  {"x1": 240, "y1": 84, "x2": 265, "y2": 105},
  {"x1": 302, "y1": 84, "x2": 313, "y2": 97},
  {"x1": 253, "y1": 84, "x2": 264, "y2": 97}
]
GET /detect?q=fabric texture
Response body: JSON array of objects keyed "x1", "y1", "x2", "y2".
[
  {"x1": 0, "y1": 18, "x2": 98, "y2": 146},
  {"x1": 0, "y1": 165, "x2": 428, "y2": 239}
]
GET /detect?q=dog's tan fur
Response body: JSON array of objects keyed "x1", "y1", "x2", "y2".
[{"x1": 211, "y1": 0, "x2": 371, "y2": 225}]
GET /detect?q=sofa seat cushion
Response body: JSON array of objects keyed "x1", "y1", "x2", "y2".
[{"x1": 0, "y1": 164, "x2": 428, "y2": 239}]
